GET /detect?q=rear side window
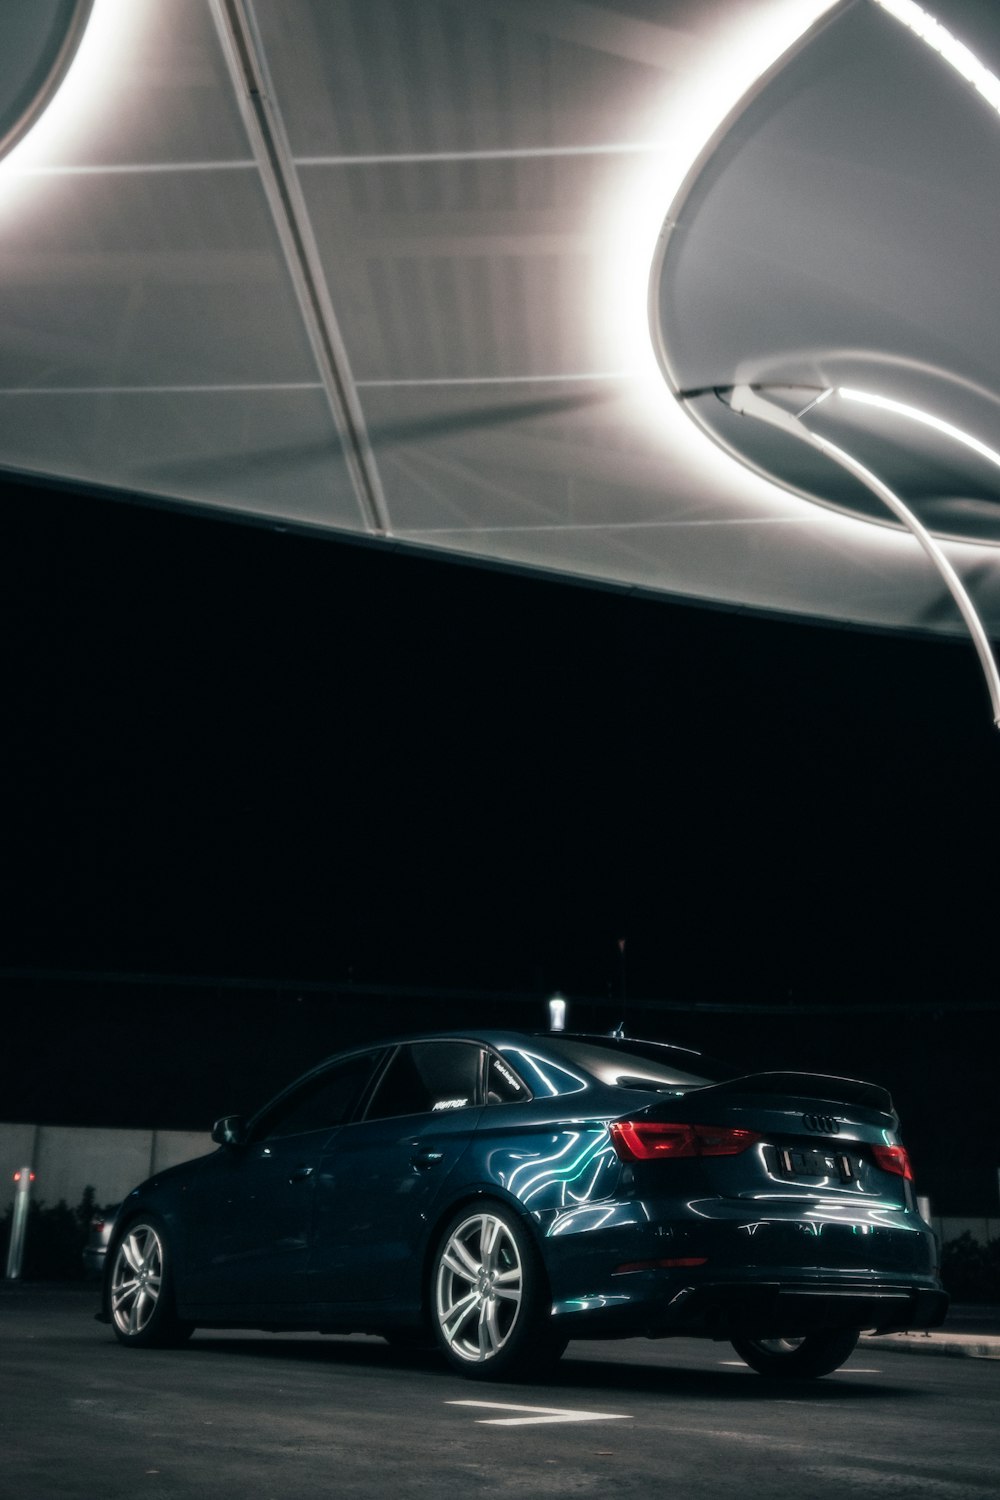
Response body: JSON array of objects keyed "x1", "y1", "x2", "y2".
[
  {"x1": 364, "y1": 1041, "x2": 484, "y2": 1121},
  {"x1": 486, "y1": 1050, "x2": 531, "y2": 1104},
  {"x1": 253, "y1": 1051, "x2": 385, "y2": 1140}
]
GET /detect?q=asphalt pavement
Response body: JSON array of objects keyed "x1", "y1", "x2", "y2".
[
  {"x1": 4, "y1": 1283, "x2": 1000, "y2": 1500},
  {"x1": 2, "y1": 1279, "x2": 998, "y2": 1354}
]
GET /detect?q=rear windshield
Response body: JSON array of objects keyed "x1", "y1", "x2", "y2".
[{"x1": 538, "y1": 1035, "x2": 734, "y2": 1093}]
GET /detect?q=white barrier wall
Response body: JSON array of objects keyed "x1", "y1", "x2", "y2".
[{"x1": 1, "y1": 1123, "x2": 214, "y2": 1211}]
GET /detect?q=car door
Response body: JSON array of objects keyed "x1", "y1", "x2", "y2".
[
  {"x1": 179, "y1": 1049, "x2": 385, "y2": 1311},
  {"x1": 308, "y1": 1040, "x2": 484, "y2": 1313}
]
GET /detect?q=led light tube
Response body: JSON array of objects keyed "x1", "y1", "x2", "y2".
[{"x1": 730, "y1": 384, "x2": 1000, "y2": 726}]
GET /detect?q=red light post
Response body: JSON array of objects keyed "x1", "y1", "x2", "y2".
[{"x1": 5, "y1": 1166, "x2": 36, "y2": 1280}]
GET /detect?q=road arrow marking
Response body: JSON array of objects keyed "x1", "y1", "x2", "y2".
[{"x1": 447, "y1": 1400, "x2": 630, "y2": 1427}]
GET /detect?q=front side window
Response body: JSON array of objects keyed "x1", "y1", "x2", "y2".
[
  {"x1": 253, "y1": 1051, "x2": 385, "y2": 1140},
  {"x1": 364, "y1": 1041, "x2": 484, "y2": 1121}
]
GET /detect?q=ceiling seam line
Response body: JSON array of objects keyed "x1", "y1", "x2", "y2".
[
  {"x1": 208, "y1": 0, "x2": 391, "y2": 537},
  {"x1": 295, "y1": 143, "x2": 671, "y2": 167},
  {"x1": 396, "y1": 517, "x2": 844, "y2": 536},
  {"x1": 12, "y1": 161, "x2": 258, "y2": 176},
  {"x1": 356, "y1": 374, "x2": 638, "y2": 388},
  {"x1": 0, "y1": 384, "x2": 324, "y2": 395}
]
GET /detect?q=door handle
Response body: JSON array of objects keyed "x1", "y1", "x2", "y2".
[
  {"x1": 411, "y1": 1148, "x2": 444, "y2": 1170},
  {"x1": 288, "y1": 1165, "x2": 314, "y2": 1183}
]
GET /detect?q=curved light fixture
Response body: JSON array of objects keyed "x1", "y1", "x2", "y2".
[
  {"x1": 601, "y1": 1, "x2": 838, "y2": 435},
  {"x1": 874, "y1": 0, "x2": 1000, "y2": 118},
  {"x1": 0, "y1": 1, "x2": 94, "y2": 165},
  {"x1": 838, "y1": 388, "x2": 1000, "y2": 474},
  {"x1": 643, "y1": 0, "x2": 1000, "y2": 710},
  {"x1": 729, "y1": 384, "x2": 1000, "y2": 726}
]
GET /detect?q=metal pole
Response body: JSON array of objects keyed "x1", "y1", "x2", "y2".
[{"x1": 5, "y1": 1166, "x2": 35, "y2": 1280}]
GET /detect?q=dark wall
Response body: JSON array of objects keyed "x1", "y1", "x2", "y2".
[{"x1": 3, "y1": 471, "x2": 1000, "y2": 1213}]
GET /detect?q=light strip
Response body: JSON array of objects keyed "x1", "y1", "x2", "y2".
[
  {"x1": 634, "y1": 4, "x2": 843, "y2": 507},
  {"x1": 731, "y1": 384, "x2": 1000, "y2": 726},
  {"x1": 839, "y1": 387, "x2": 1000, "y2": 471},
  {"x1": 0, "y1": 1, "x2": 148, "y2": 186},
  {"x1": 0, "y1": 1, "x2": 94, "y2": 164},
  {"x1": 874, "y1": 0, "x2": 1000, "y2": 117}
]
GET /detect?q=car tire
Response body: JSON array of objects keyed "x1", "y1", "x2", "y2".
[
  {"x1": 730, "y1": 1329, "x2": 860, "y2": 1378},
  {"x1": 107, "y1": 1218, "x2": 194, "y2": 1348},
  {"x1": 430, "y1": 1203, "x2": 564, "y2": 1380}
]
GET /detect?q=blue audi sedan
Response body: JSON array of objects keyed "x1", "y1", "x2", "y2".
[{"x1": 102, "y1": 1030, "x2": 947, "y2": 1379}]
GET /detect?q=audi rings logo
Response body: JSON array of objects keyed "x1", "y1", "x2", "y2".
[{"x1": 802, "y1": 1113, "x2": 840, "y2": 1135}]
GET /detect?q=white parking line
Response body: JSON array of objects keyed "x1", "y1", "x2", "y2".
[
  {"x1": 719, "y1": 1361, "x2": 881, "y2": 1374},
  {"x1": 447, "y1": 1400, "x2": 631, "y2": 1427}
]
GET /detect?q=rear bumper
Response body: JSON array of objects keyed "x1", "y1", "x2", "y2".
[
  {"x1": 645, "y1": 1278, "x2": 949, "y2": 1339},
  {"x1": 551, "y1": 1276, "x2": 949, "y2": 1341},
  {"x1": 541, "y1": 1192, "x2": 947, "y2": 1341}
]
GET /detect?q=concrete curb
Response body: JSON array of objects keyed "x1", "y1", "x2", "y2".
[{"x1": 860, "y1": 1332, "x2": 1000, "y2": 1360}]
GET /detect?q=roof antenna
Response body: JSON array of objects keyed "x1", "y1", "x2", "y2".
[{"x1": 611, "y1": 937, "x2": 628, "y2": 1038}]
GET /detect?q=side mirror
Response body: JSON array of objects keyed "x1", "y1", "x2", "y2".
[{"x1": 211, "y1": 1114, "x2": 247, "y2": 1147}]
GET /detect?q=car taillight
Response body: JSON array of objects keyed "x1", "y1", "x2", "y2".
[
  {"x1": 872, "y1": 1144, "x2": 914, "y2": 1180},
  {"x1": 609, "y1": 1121, "x2": 762, "y2": 1161}
]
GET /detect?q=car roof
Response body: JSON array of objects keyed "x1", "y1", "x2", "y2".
[{"x1": 290, "y1": 1028, "x2": 715, "y2": 1075}]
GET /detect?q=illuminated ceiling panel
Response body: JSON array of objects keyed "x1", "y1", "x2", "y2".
[{"x1": 2, "y1": 0, "x2": 1000, "y2": 643}]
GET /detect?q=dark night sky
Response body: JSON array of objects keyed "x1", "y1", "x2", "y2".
[{"x1": 2, "y1": 472, "x2": 1000, "y2": 1206}]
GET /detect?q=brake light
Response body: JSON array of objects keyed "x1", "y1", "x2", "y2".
[
  {"x1": 872, "y1": 1144, "x2": 914, "y2": 1180},
  {"x1": 609, "y1": 1121, "x2": 762, "y2": 1161}
]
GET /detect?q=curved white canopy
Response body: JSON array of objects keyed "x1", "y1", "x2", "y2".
[{"x1": 3, "y1": 0, "x2": 1000, "y2": 642}]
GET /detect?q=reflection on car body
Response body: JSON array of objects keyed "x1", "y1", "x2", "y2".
[{"x1": 101, "y1": 1030, "x2": 947, "y2": 1380}]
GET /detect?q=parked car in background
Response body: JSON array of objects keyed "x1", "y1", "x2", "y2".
[
  {"x1": 100, "y1": 1029, "x2": 947, "y2": 1380},
  {"x1": 83, "y1": 1204, "x2": 119, "y2": 1280}
]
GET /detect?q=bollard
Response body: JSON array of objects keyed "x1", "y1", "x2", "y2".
[
  {"x1": 5, "y1": 1166, "x2": 35, "y2": 1280},
  {"x1": 548, "y1": 993, "x2": 566, "y2": 1031}
]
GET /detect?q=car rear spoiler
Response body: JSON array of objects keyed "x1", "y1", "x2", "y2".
[{"x1": 691, "y1": 1071, "x2": 894, "y2": 1115}]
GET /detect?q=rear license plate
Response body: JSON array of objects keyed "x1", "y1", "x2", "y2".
[{"x1": 777, "y1": 1147, "x2": 853, "y2": 1182}]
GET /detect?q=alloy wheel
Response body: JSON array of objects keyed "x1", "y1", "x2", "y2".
[
  {"x1": 110, "y1": 1224, "x2": 163, "y2": 1338},
  {"x1": 434, "y1": 1211, "x2": 524, "y2": 1363}
]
